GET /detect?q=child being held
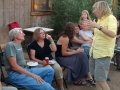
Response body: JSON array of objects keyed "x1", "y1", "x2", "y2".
[{"x1": 79, "y1": 20, "x2": 93, "y2": 57}]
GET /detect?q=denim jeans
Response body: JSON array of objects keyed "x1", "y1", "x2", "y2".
[
  {"x1": 81, "y1": 46, "x2": 90, "y2": 57},
  {"x1": 8, "y1": 67, "x2": 55, "y2": 90}
]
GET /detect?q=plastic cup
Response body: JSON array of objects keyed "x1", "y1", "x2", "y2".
[{"x1": 45, "y1": 57, "x2": 49, "y2": 65}]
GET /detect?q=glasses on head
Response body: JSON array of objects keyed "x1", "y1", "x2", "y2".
[{"x1": 39, "y1": 32, "x2": 45, "y2": 34}]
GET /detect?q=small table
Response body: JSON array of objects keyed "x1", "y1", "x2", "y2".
[{"x1": 22, "y1": 27, "x2": 54, "y2": 48}]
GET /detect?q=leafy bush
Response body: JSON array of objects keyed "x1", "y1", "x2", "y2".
[
  {"x1": 50, "y1": 0, "x2": 93, "y2": 39},
  {"x1": 50, "y1": 0, "x2": 119, "y2": 39}
]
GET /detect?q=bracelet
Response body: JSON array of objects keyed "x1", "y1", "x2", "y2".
[{"x1": 51, "y1": 40, "x2": 54, "y2": 44}]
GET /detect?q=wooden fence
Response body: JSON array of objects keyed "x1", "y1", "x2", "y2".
[{"x1": 0, "y1": 0, "x2": 51, "y2": 44}]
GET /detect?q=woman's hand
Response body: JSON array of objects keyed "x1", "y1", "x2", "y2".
[
  {"x1": 75, "y1": 48, "x2": 84, "y2": 54},
  {"x1": 87, "y1": 20, "x2": 100, "y2": 29},
  {"x1": 41, "y1": 60, "x2": 47, "y2": 66},
  {"x1": 46, "y1": 34, "x2": 53, "y2": 41},
  {"x1": 31, "y1": 74, "x2": 44, "y2": 83}
]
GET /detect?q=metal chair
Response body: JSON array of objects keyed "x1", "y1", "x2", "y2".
[{"x1": 0, "y1": 52, "x2": 26, "y2": 90}]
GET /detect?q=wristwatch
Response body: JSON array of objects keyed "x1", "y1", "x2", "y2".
[{"x1": 99, "y1": 26, "x2": 103, "y2": 30}]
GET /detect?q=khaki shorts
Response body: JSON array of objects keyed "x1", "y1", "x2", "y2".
[{"x1": 89, "y1": 57, "x2": 111, "y2": 82}]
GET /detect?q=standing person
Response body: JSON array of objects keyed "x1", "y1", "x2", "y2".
[
  {"x1": 3, "y1": 28, "x2": 55, "y2": 90},
  {"x1": 56, "y1": 22, "x2": 91, "y2": 86},
  {"x1": 71, "y1": 24, "x2": 95, "y2": 86},
  {"x1": 29, "y1": 28, "x2": 64, "y2": 90},
  {"x1": 88, "y1": 1, "x2": 117, "y2": 90},
  {"x1": 71, "y1": 24, "x2": 87, "y2": 50},
  {"x1": 79, "y1": 10, "x2": 91, "y2": 26}
]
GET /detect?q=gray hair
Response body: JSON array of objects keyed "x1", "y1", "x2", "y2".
[{"x1": 9, "y1": 28, "x2": 22, "y2": 41}]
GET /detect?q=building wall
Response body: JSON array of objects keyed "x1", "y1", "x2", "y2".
[{"x1": 0, "y1": 0, "x2": 51, "y2": 44}]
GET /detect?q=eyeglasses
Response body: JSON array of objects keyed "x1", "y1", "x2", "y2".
[{"x1": 19, "y1": 31, "x2": 24, "y2": 34}]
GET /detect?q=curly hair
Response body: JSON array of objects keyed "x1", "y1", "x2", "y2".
[{"x1": 60, "y1": 22, "x2": 75, "y2": 41}]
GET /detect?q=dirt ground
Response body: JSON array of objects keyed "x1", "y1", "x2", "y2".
[{"x1": 1, "y1": 51, "x2": 120, "y2": 90}]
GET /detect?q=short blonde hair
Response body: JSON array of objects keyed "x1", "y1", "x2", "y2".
[
  {"x1": 79, "y1": 10, "x2": 91, "y2": 25},
  {"x1": 93, "y1": 1, "x2": 112, "y2": 17},
  {"x1": 32, "y1": 28, "x2": 44, "y2": 41}
]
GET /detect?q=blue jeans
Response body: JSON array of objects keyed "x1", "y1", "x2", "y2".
[
  {"x1": 8, "y1": 67, "x2": 55, "y2": 90},
  {"x1": 81, "y1": 46, "x2": 90, "y2": 57}
]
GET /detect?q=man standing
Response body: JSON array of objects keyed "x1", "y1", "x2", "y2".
[
  {"x1": 3, "y1": 28, "x2": 55, "y2": 90},
  {"x1": 88, "y1": 1, "x2": 117, "y2": 90}
]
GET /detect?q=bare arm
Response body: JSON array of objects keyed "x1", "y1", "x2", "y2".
[
  {"x1": 72, "y1": 36, "x2": 91, "y2": 44},
  {"x1": 8, "y1": 57, "x2": 44, "y2": 83},
  {"x1": 116, "y1": 34, "x2": 120, "y2": 38},
  {"x1": 80, "y1": 34, "x2": 92, "y2": 41},
  {"x1": 49, "y1": 40, "x2": 57, "y2": 52},
  {"x1": 96, "y1": 25, "x2": 116, "y2": 38},
  {"x1": 88, "y1": 20, "x2": 116, "y2": 38},
  {"x1": 58, "y1": 37, "x2": 83, "y2": 56},
  {"x1": 30, "y1": 49, "x2": 46, "y2": 65},
  {"x1": 46, "y1": 34, "x2": 57, "y2": 51},
  {"x1": 72, "y1": 36, "x2": 88, "y2": 44}
]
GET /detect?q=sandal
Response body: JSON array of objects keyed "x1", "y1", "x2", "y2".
[
  {"x1": 73, "y1": 80, "x2": 87, "y2": 86},
  {"x1": 86, "y1": 79, "x2": 96, "y2": 86}
]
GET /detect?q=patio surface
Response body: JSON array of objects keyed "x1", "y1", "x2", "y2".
[{"x1": 1, "y1": 50, "x2": 120, "y2": 90}]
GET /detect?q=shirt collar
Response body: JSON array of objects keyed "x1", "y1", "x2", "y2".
[{"x1": 98, "y1": 14, "x2": 110, "y2": 20}]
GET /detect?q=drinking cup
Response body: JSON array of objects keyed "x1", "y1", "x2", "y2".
[{"x1": 45, "y1": 57, "x2": 49, "y2": 65}]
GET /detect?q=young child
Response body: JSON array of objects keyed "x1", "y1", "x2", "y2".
[
  {"x1": 79, "y1": 10, "x2": 91, "y2": 27},
  {"x1": 79, "y1": 20, "x2": 93, "y2": 57}
]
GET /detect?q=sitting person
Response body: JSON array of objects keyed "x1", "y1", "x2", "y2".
[
  {"x1": 3, "y1": 28, "x2": 55, "y2": 90},
  {"x1": 29, "y1": 28, "x2": 64, "y2": 90},
  {"x1": 55, "y1": 22, "x2": 95, "y2": 86},
  {"x1": 71, "y1": 24, "x2": 95, "y2": 86},
  {"x1": 0, "y1": 81, "x2": 18, "y2": 90},
  {"x1": 71, "y1": 24, "x2": 90, "y2": 50},
  {"x1": 79, "y1": 20, "x2": 93, "y2": 56}
]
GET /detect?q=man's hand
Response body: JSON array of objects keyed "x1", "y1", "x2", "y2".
[
  {"x1": 31, "y1": 74, "x2": 44, "y2": 83},
  {"x1": 87, "y1": 20, "x2": 100, "y2": 29}
]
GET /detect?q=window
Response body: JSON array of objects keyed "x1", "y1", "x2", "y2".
[{"x1": 31, "y1": 0, "x2": 52, "y2": 16}]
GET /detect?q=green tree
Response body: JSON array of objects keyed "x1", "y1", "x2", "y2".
[{"x1": 50, "y1": 0, "x2": 93, "y2": 39}]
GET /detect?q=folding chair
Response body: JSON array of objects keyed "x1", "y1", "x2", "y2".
[{"x1": 0, "y1": 52, "x2": 26, "y2": 90}]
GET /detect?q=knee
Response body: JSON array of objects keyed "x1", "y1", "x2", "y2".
[
  {"x1": 48, "y1": 68, "x2": 55, "y2": 75},
  {"x1": 53, "y1": 65, "x2": 62, "y2": 73}
]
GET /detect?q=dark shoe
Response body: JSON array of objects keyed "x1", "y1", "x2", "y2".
[
  {"x1": 116, "y1": 67, "x2": 120, "y2": 71},
  {"x1": 73, "y1": 80, "x2": 87, "y2": 86},
  {"x1": 86, "y1": 79, "x2": 96, "y2": 87},
  {"x1": 107, "y1": 77, "x2": 110, "y2": 81}
]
